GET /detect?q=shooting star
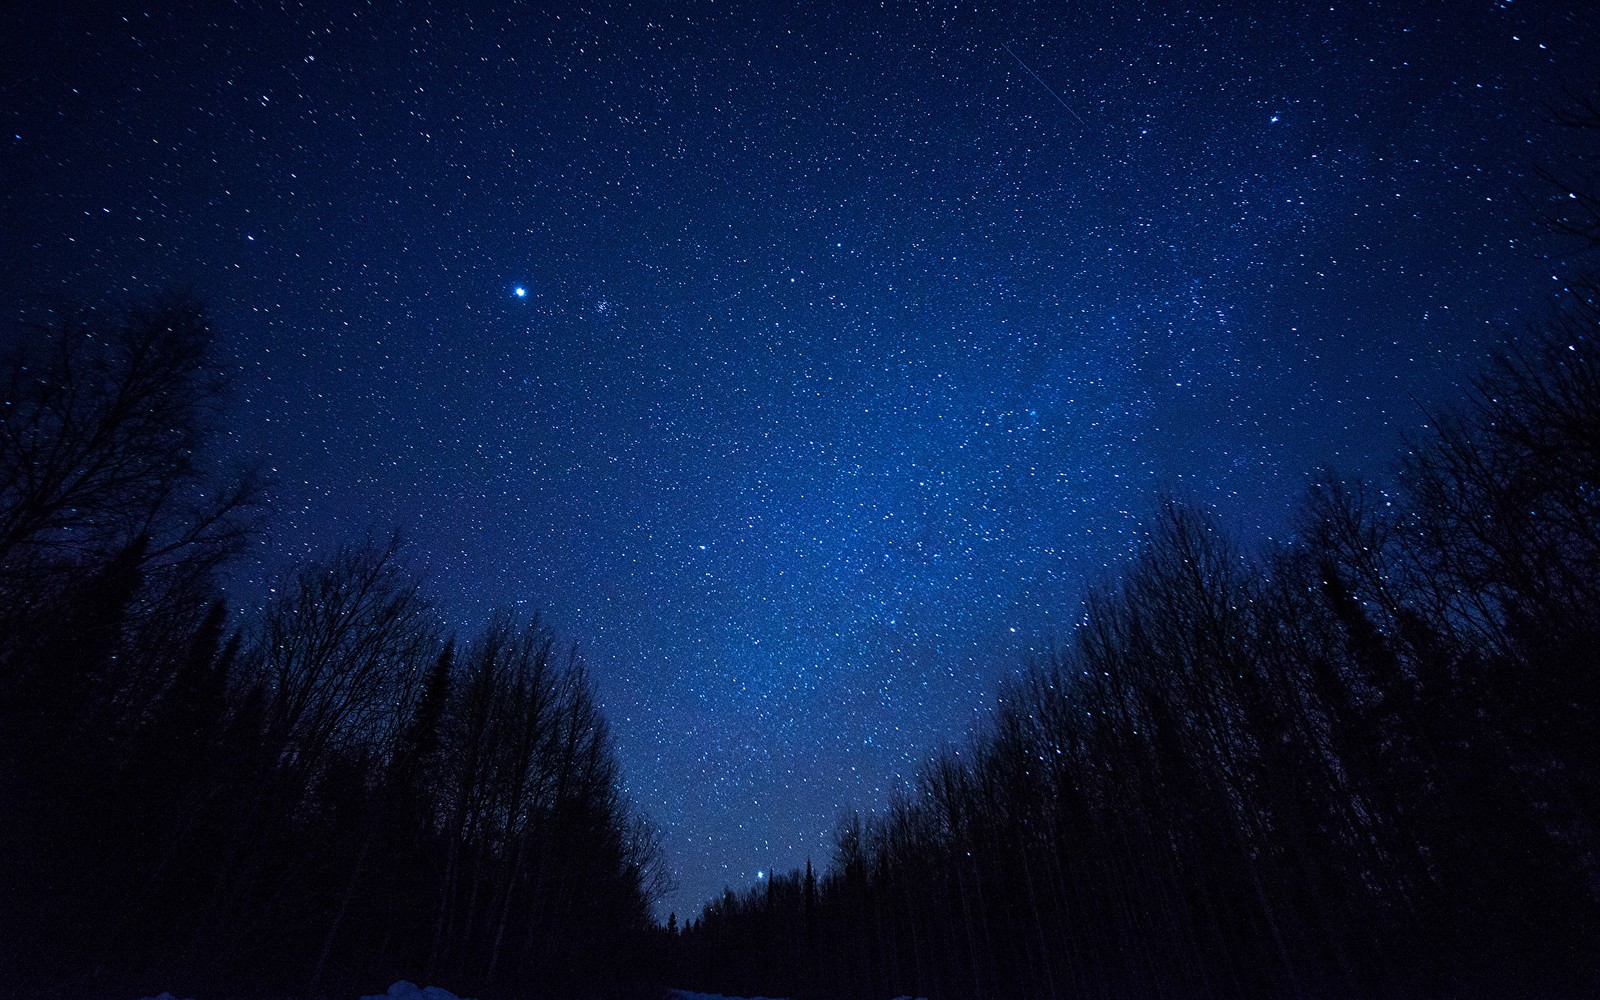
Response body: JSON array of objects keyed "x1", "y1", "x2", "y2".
[{"x1": 1001, "y1": 42, "x2": 1088, "y2": 127}]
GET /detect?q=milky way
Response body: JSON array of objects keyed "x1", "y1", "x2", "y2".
[{"x1": 4, "y1": 1, "x2": 1595, "y2": 920}]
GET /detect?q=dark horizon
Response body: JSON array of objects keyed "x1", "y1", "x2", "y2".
[{"x1": 5, "y1": 0, "x2": 1599, "y2": 933}]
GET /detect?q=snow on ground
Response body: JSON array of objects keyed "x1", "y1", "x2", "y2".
[
  {"x1": 667, "y1": 991, "x2": 924, "y2": 1000},
  {"x1": 359, "y1": 982, "x2": 476, "y2": 1000}
]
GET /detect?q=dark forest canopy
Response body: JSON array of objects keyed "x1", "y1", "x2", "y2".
[
  {"x1": 663, "y1": 290, "x2": 1600, "y2": 1000},
  {"x1": 0, "y1": 301, "x2": 670, "y2": 998},
  {"x1": 661, "y1": 99, "x2": 1600, "y2": 1000}
]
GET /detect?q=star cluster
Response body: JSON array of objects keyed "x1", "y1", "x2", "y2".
[{"x1": 4, "y1": 1, "x2": 1595, "y2": 920}]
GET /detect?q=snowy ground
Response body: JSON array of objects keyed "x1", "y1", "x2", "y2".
[
  {"x1": 359, "y1": 983, "x2": 477, "y2": 1000},
  {"x1": 667, "y1": 993, "x2": 924, "y2": 1000}
]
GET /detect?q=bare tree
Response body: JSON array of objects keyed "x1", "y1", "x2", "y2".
[
  {"x1": 259, "y1": 535, "x2": 437, "y2": 776},
  {"x1": 0, "y1": 296, "x2": 262, "y2": 586}
]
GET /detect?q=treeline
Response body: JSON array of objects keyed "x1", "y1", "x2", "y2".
[
  {"x1": 666, "y1": 136, "x2": 1600, "y2": 1000},
  {"x1": 0, "y1": 300, "x2": 669, "y2": 998}
]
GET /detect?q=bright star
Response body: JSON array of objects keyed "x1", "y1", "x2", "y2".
[{"x1": 513, "y1": 285, "x2": 527, "y2": 298}]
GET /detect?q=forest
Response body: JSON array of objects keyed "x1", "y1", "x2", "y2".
[
  {"x1": 3, "y1": 97, "x2": 1599, "y2": 1000},
  {"x1": 659, "y1": 106, "x2": 1600, "y2": 999},
  {"x1": 0, "y1": 302, "x2": 670, "y2": 997}
]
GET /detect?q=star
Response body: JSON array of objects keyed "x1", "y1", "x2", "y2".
[{"x1": 10, "y1": 0, "x2": 1588, "y2": 934}]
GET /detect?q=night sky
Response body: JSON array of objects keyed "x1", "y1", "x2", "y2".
[{"x1": 4, "y1": 1, "x2": 1596, "y2": 921}]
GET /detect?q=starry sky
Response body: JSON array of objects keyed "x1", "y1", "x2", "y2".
[{"x1": 4, "y1": 1, "x2": 1596, "y2": 921}]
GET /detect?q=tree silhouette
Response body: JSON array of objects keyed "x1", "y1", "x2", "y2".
[
  {"x1": 0, "y1": 297, "x2": 662, "y2": 1000},
  {"x1": 672, "y1": 232, "x2": 1600, "y2": 1000}
]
